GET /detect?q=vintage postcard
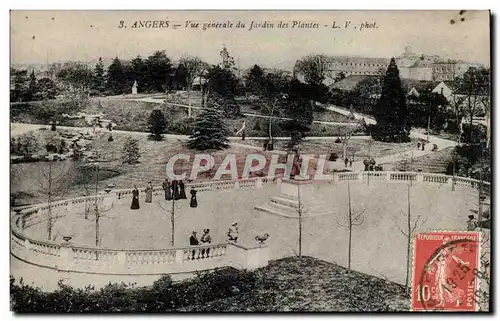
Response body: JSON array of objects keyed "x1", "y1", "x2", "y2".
[{"x1": 9, "y1": 10, "x2": 491, "y2": 312}]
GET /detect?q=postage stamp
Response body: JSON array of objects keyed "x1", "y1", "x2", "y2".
[{"x1": 411, "y1": 231, "x2": 481, "y2": 312}]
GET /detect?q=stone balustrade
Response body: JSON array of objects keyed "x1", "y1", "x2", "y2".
[
  {"x1": 12, "y1": 173, "x2": 489, "y2": 232},
  {"x1": 11, "y1": 229, "x2": 268, "y2": 276}
]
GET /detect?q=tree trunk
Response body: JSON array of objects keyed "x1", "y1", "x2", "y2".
[
  {"x1": 298, "y1": 185, "x2": 302, "y2": 258},
  {"x1": 47, "y1": 162, "x2": 53, "y2": 241},
  {"x1": 405, "y1": 185, "x2": 411, "y2": 293},
  {"x1": 171, "y1": 198, "x2": 175, "y2": 247},
  {"x1": 348, "y1": 181, "x2": 352, "y2": 270}
]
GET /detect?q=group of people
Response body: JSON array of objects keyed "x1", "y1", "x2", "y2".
[
  {"x1": 187, "y1": 222, "x2": 240, "y2": 259},
  {"x1": 344, "y1": 158, "x2": 353, "y2": 168},
  {"x1": 130, "y1": 179, "x2": 198, "y2": 210},
  {"x1": 363, "y1": 158, "x2": 377, "y2": 171}
]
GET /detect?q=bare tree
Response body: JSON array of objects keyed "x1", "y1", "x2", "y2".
[
  {"x1": 158, "y1": 197, "x2": 180, "y2": 247},
  {"x1": 392, "y1": 185, "x2": 428, "y2": 293},
  {"x1": 340, "y1": 119, "x2": 365, "y2": 161},
  {"x1": 36, "y1": 161, "x2": 77, "y2": 240},
  {"x1": 179, "y1": 56, "x2": 206, "y2": 117},
  {"x1": 336, "y1": 180, "x2": 366, "y2": 269}
]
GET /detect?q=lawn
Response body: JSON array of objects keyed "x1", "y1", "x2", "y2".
[{"x1": 244, "y1": 138, "x2": 417, "y2": 160}]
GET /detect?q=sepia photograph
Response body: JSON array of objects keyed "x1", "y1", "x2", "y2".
[{"x1": 8, "y1": 9, "x2": 491, "y2": 313}]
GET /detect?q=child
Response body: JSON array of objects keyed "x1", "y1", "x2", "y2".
[{"x1": 466, "y1": 215, "x2": 478, "y2": 231}]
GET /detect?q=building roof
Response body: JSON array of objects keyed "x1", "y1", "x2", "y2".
[
  {"x1": 409, "y1": 59, "x2": 434, "y2": 68},
  {"x1": 329, "y1": 75, "x2": 374, "y2": 91},
  {"x1": 401, "y1": 79, "x2": 439, "y2": 93}
]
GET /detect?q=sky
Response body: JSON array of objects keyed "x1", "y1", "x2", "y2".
[{"x1": 10, "y1": 10, "x2": 490, "y2": 70}]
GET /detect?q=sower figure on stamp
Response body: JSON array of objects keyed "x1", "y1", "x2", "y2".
[
  {"x1": 424, "y1": 237, "x2": 468, "y2": 307},
  {"x1": 162, "y1": 178, "x2": 172, "y2": 201},
  {"x1": 131, "y1": 185, "x2": 140, "y2": 210},
  {"x1": 145, "y1": 181, "x2": 153, "y2": 203}
]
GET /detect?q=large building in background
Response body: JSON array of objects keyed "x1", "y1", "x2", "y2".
[{"x1": 293, "y1": 46, "x2": 484, "y2": 83}]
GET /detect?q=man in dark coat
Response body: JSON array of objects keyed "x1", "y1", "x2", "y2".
[
  {"x1": 189, "y1": 231, "x2": 199, "y2": 260},
  {"x1": 162, "y1": 178, "x2": 172, "y2": 201}
]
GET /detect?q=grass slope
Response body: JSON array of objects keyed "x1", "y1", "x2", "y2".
[{"x1": 180, "y1": 256, "x2": 410, "y2": 312}]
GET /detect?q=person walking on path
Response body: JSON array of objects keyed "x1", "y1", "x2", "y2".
[
  {"x1": 162, "y1": 178, "x2": 172, "y2": 201},
  {"x1": 227, "y1": 222, "x2": 239, "y2": 243},
  {"x1": 145, "y1": 181, "x2": 153, "y2": 203},
  {"x1": 131, "y1": 185, "x2": 140, "y2": 210},
  {"x1": 344, "y1": 158, "x2": 349, "y2": 167}
]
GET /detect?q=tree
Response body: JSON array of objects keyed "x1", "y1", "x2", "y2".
[
  {"x1": 10, "y1": 68, "x2": 29, "y2": 102},
  {"x1": 35, "y1": 162, "x2": 77, "y2": 240},
  {"x1": 121, "y1": 137, "x2": 140, "y2": 164},
  {"x1": 145, "y1": 50, "x2": 173, "y2": 92},
  {"x1": 220, "y1": 45, "x2": 235, "y2": 70},
  {"x1": 34, "y1": 78, "x2": 58, "y2": 100},
  {"x1": 179, "y1": 56, "x2": 206, "y2": 117},
  {"x1": 188, "y1": 109, "x2": 230, "y2": 150},
  {"x1": 91, "y1": 57, "x2": 106, "y2": 95},
  {"x1": 25, "y1": 70, "x2": 38, "y2": 101},
  {"x1": 17, "y1": 132, "x2": 39, "y2": 157},
  {"x1": 336, "y1": 181, "x2": 365, "y2": 270},
  {"x1": 454, "y1": 67, "x2": 490, "y2": 143},
  {"x1": 392, "y1": 185, "x2": 427, "y2": 294},
  {"x1": 259, "y1": 70, "x2": 291, "y2": 143},
  {"x1": 282, "y1": 79, "x2": 314, "y2": 140},
  {"x1": 106, "y1": 57, "x2": 128, "y2": 95},
  {"x1": 128, "y1": 55, "x2": 147, "y2": 92},
  {"x1": 371, "y1": 58, "x2": 410, "y2": 142},
  {"x1": 339, "y1": 119, "x2": 366, "y2": 160},
  {"x1": 56, "y1": 62, "x2": 93, "y2": 108},
  {"x1": 148, "y1": 109, "x2": 167, "y2": 141},
  {"x1": 206, "y1": 65, "x2": 240, "y2": 118},
  {"x1": 294, "y1": 54, "x2": 329, "y2": 86},
  {"x1": 245, "y1": 65, "x2": 264, "y2": 95}
]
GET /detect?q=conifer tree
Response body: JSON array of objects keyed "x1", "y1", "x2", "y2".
[
  {"x1": 91, "y1": 57, "x2": 106, "y2": 95},
  {"x1": 372, "y1": 58, "x2": 410, "y2": 142},
  {"x1": 187, "y1": 109, "x2": 230, "y2": 150},
  {"x1": 148, "y1": 109, "x2": 167, "y2": 141},
  {"x1": 121, "y1": 137, "x2": 140, "y2": 164},
  {"x1": 106, "y1": 57, "x2": 128, "y2": 95}
]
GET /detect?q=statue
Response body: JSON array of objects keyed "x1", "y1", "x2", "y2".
[{"x1": 132, "y1": 80, "x2": 138, "y2": 95}]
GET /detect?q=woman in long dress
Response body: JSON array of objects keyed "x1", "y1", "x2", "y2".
[
  {"x1": 145, "y1": 181, "x2": 153, "y2": 203},
  {"x1": 131, "y1": 185, "x2": 140, "y2": 210},
  {"x1": 172, "y1": 180, "x2": 180, "y2": 200},
  {"x1": 179, "y1": 180, "x2": 187, "y2": 199},
  {"x1": 162, "y1": 179, "x2": 172, "y2": 201},
  {"x1": 190, "y1": 189, "x2": 198, "y2": 208}
]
